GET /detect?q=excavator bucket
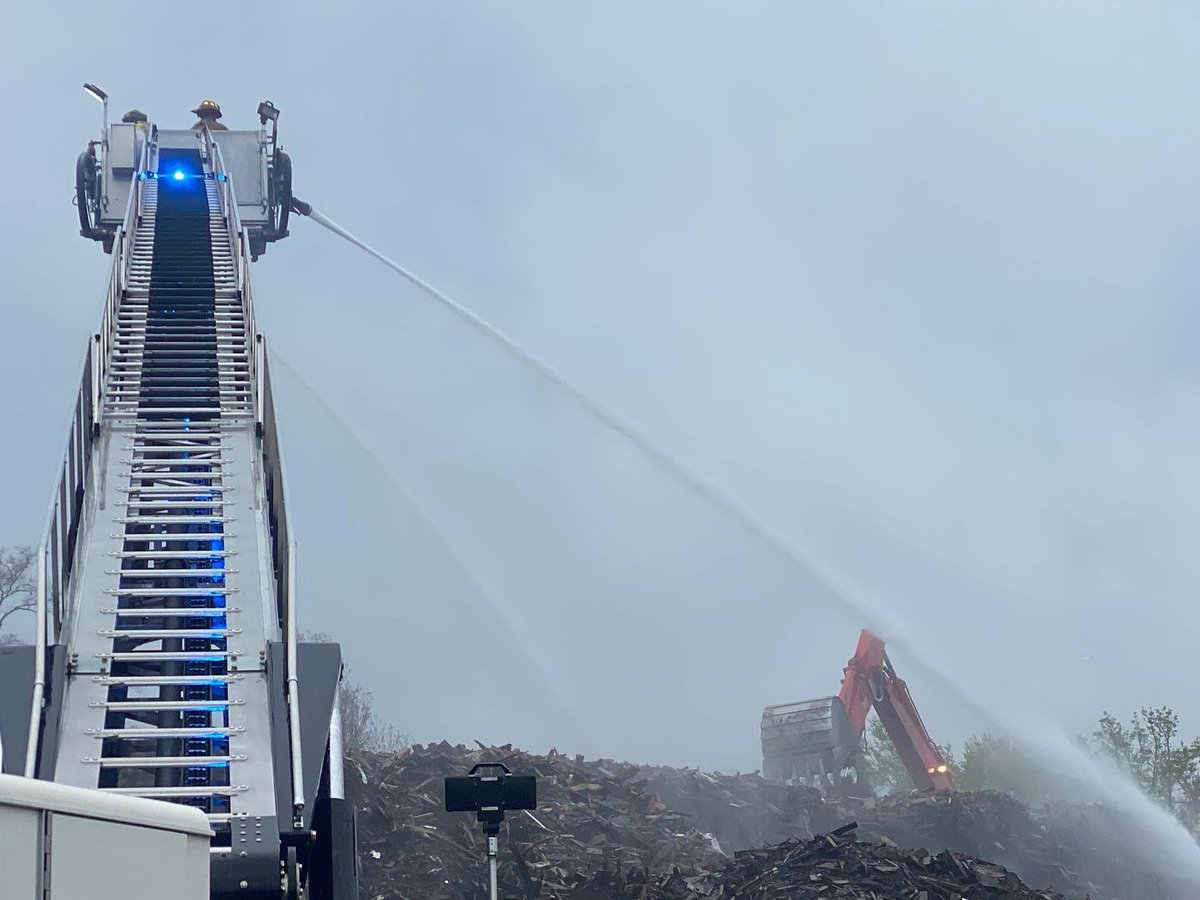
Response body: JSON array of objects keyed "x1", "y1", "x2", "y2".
[{"x1": 761, "y1": 695, "x2": 861, "y2": 787}]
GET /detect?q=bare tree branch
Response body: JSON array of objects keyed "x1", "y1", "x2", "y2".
[
  {"x1": 0, "y1": 546, "x2": 36, "y2": 641},
  {"x1": 300, "y1": 630, "x2": 411, "y2": 754}
]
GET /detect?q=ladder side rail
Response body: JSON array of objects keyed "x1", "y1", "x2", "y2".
[
  {"x1": 23, "y1": 130, "x2": 154, "y2": 777},
  {"x1": 203, "y1": 127, "x2": 305, "y2": 827},
  {"x1": 203, "y1": 130, "x2": 262, "y2": 430},
  {"x1": 260, "y1": 352, "x2": 305, "y2": 826},
  {"x1": 24, "y1": 339, "x2": 93, "y2": 776},
  {"x1": 94, "y1": 128, "x2": 154, "y2": 432}
]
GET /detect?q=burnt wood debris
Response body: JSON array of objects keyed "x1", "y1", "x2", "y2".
[{"x1": 347, "y1": 742, "x2": 1193, "y2": 900}]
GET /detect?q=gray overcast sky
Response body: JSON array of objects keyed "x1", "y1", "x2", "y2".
[{"x1": 3, "y1": 2, "x2": 1200, "y2": 780}]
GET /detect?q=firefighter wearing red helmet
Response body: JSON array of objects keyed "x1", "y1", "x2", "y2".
[{"x1": 191, "y1": 99, "x2": 228, "y2": 131}]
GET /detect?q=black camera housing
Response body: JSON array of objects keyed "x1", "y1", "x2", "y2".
[{"x1": 445, "y1": 763, "x2": 536, "y2": 827}]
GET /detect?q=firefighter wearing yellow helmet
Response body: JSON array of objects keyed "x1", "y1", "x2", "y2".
[{"x1": 190, "y1": 100, "x2": 228, "y2": 131}]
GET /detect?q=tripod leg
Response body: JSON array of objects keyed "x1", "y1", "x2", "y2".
[{"x1": 488, "y1": 835, "x2": 499, "y2": 900}]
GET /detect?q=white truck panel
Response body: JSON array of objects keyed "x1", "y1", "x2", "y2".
[
  {"x1": 50, "y1": 814, "x2": 207, "y2": 900},
  {"x1": 0, "y1": 806, "x2": 39, "y2": 899},
  {"x1": 0, "y1": 775, "x2": 210, "y2": 900}
]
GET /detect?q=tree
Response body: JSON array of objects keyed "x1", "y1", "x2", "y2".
[
  {"x1": 1088, "y1": 706, "x2": 1200, "y2": 829},
  {"x1": 0, "y1": 546, "x2": 36, "y2": 645},
  {"x1": 956, "y1": 733, "x2": 1058, "y2": 803},
  {"x1": 300, "y1": 631, "x2": 411, "y2": 754},
  {"x1": 865, "y1": 706, "x2": 1200, "y2": 835},
  {"x1": 861, "y1": 715, "x2": 915, "y2": 793},
  {"x1": 860, "y1": 714, "x2": 957, "y2": 794},
  {"x1": 336, "y1": 674, "x2": 411, "y2": 754}
]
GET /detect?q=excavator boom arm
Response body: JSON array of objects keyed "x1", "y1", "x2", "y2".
[
  {"x1": 871, "y1": 655, "x2": 953, "y2": 791},
  {"x1": 837, "y1": 629, "x2": 886, "y2": 736}
]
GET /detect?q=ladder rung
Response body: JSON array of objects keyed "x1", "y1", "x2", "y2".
[
  {"x1": 125, "y1": 463, "x2": 226, "y2": 471},
  {"x1": 92, "y1": 674, "x2": 244, "y2": 686},
  {"x1": 96, "y1": 651, "x2": 241, "y2": 663},
  {"x1": 126, "y1": 443, "x2": 227, "y2": 450},
  {"x1": 104, "y1": 607, "x2": 239, "y2": 617},
  {"x1": 115, "y1": 331, "x2": 245, "y2": 337},
  {"x1": 107, "y1": 370, "x2": 250, "y2": 379},
  {"x1": 108, "y1": 394, "x2": 250, "y2": 402},
  {"x1": 89, "y1": 699, "x2": 243, "y2": 711},
  {"x1": 121, "y1": 472, "x2": 225, "y2": 480},
  {"x1": 129, "y1": 435, "x2": 225, "y2": 442},
  {"x1": 127, "y1": 451, "x2": 225, "y2": 458},
  {"x1": 110, "y1": 379, "x2": 248, "y2": 386},
  {"x1": 126, "y1": 462, "x2": 226, "y2": 469},
  {"x1": 105, "y1": 569, "x2": 233, "y2": 578},
  {"x1": 115, "y1": 332, "x2": 245, "y2": 340},
  {"x1": 100, "y1": 786, "x2": 247, "y2": 798},
  {"x1": 109, "y1": 533, "x2": 237, "y2": 543},
  {"x1": 86, "y1": 726, "x2": 244, "y2": 738},
  {"x1": 120, "y1": 487, "x2": 231, "y2": 494},
  {"x1": 112, "y1": 352, "x2": 248, "y2": 361},
  {"x1": 107, "y1": 410, "x2": 253, "y2": 418},
  {"x1": 110, "y1": 550, "x2": 235, "y2": 558},
  {"x1": 113, "y1": 516, "x2": 235, "y2": 525},
  {"x1": 106, "y1": 400, "x2": 249, "y2": 408},
  {"x1": 116, "y1": 316, "x2": 245, "y2": 323},
  {"x1": 116, "y1": 331, "x2": 246, "y2": 338},
  {"x1": 131, "y1": 427, "x2": 227, "y2": 433},
  {"x1": 104, "y1": 592, "x2": 235, "y2": 600},
  {"x1": 112, "y1": 381, "x2": 249, "y2": 387},
  {"x1": 123, "y1": 477, "x2": 229, "y2": 484},
  {"x1": 124, "y1": 460, "x2": 225, "y2": 468},
  {"x1": 83, "y1": 755, "x2": 244, "y2": 767},
  {"x1": 99, "y1": 628, "x2": 237, "y2": 639},
  {"x1": 109, "y1": 390, "x2": 250, "y2": 398},
  {"x1": 116, "y1": 308, "x2": 243, "y2": 314},
  {"x1": 99, "y1": 626, "x2": 236, "y2": 640},
  {"x1": 121, "y1": 484, "x2": 227, "y2": 492},
  {"x1": 110, "y1": 355, "x2": 248, "y2": 363},
  {"x1": 117, "y1": 501, "x2": 225, "y2": 510},
  {"x1": 113, "y1": 345, "x2": 246, "y2": 353}
]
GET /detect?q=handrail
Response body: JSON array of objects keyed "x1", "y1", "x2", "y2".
[
  {"x1": 203, "y1": 129, "x2": 304, "y2": 826},
  {"x1": 93, "y1": 130, "x2": 153, "y2": 432},
  {"x1": 204, "y1": 133, "x2": 263, "y2": 429},
  {"x1": 23, "y1": 134, "x2": 153, "y2": 778}
]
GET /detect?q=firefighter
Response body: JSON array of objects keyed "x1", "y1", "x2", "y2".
[{"x1": 190, "y1": 99, "x2": 228, "y2": 131}]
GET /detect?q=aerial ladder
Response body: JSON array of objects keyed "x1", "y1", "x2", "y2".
[
  {"x1": 761, "y1": 629, "x2": 953, "y2": 793},
  {"x1": 0, "y1": 96, "x2": 356, "y2": 898}
]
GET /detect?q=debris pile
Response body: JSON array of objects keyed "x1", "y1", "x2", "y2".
[
  {"x1": 348, "y1": 742, "x2": 1194, "y2": 900},
  {"x1": 827, "y1": 791, "x2": 1192, "y2": 900},
  {"x1": 825, "y1": 791, "x2": 1054, "y2": 884},
  {"x1": 346, "y1": 742, "x2": 723, "y2": 900},
  {"x1": 640, "y1": 765, "x2": 824, "y2": 850},
  {"x1": 573, "y1": 822, "x2": 1068, "y2": 899}
]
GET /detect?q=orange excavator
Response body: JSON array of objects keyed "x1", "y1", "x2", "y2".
[{"x1": 760, "y1": 629, "x2": 953, "y2": 793}]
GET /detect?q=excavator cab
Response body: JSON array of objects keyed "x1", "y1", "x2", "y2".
[{"x1": 761, "y1": 695, "x2": 862, "y2": 787}]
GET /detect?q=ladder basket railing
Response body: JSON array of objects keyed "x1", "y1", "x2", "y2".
[
  {"x1": 23, "y1": 135, "x2": 153, "y2": 777},
  {"x1": 204, "y1": 129, "x2": 305, "y2": 826}
]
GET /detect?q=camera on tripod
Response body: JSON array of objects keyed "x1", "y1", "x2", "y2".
[
  {"x1": 445, "y1": 762, "x2": 538, "y2": 900},
  {"x1": 445, "y1": 762, "x2": 536, "y2": 829}
]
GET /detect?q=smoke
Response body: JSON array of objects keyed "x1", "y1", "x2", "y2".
[
  {"x1": 289, "y1": 208, "x2": 1200, "y2": 886},
  {"x1": 5, "y1": 0, "x2": 1198, "y2": 888}
]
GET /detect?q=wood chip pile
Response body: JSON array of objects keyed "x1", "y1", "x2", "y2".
[{"x1": 347, "y1": 742, "x2": 1196, "y2": 900}]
